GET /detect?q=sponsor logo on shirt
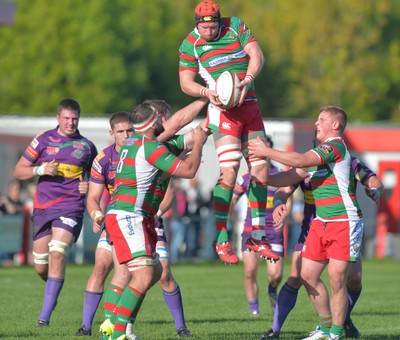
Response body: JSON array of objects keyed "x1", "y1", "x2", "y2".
[
  {"x1": 222, "y1": 122, "x2": 231, "y2": 131},
  {"x1": 209, "y1": 50, "x2": 247, "y2": 67},
  {"x1": 202, "y1": 45, "x2": 212, "y2": 51},
  {"x1": 73, "y1": 141, "x2": 85, "y2": 150},
  {"x1": 30, "y1": 138, "x2": 39, "y2": 149},
  {"x1": 309, "y1": 168, "x2": 329, "y2": 178},
  {"x1": 317, "y1": 144, "x2": 333, "y2": 155},
  {"x1": 49, "y1": 136, "x2": 61, "y2": 143},
  {"x1": 46, "y1": 146, "x2": 59, "y2": 155}
]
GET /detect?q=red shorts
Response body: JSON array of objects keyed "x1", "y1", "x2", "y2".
[
  {"x1": 105, "y1": 213, "x2": 157, "y2": 264},
  {"x1": 206, "y1": 101, "x2": 265, "y2": 139},
  {"x1": 302, "y1": 218, "x2": 364, "y2": 262}
]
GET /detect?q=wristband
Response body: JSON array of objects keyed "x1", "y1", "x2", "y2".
[
  {"x1": 245, "y1": 73, "x2": 254, "y2": 82},
  {"x1": 33, "y1": 164, "x2": 46, "y2": 176},
  {"x1": 273, "y1": 200, "x2": 283, "y2": 209},
  {"x1": 156, "y1": 209, "x2": 163, "y2": 218},
  {"x1": 90, "y1": 210, "x2": 104, "y2": 220},
  {"x1": 200, "y1": 87, "x2": 208, "y2": 97}
]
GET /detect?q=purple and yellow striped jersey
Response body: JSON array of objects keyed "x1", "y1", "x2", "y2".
[{"x1": 22, "y1": 127, "x2": 97, "y2": 212}]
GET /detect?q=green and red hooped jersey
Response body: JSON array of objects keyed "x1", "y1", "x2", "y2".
[
  {"x1": 107, "y1": 134, "x2": 185, "y2": 218},
  {"x1": 179, "y1": 17, "x2": 257, "y2": 101},
  {"x1": 306, "y1": 137, "x2": 362, "y2": 221}
]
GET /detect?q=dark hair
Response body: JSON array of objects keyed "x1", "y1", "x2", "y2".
[
  {"x1": 109, "y1": 111, "x2": 132, "y2": 130},
  {"x1": 142, "y1": 99, "x2": 171, "y2": 118},
  {"x1": 57, "y1": 98, "x2": 80, "y2": 116},
  {"x1": 131, "y1": 102, "x2": 156, "y2": 125}
]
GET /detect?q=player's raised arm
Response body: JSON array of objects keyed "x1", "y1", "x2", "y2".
[{"x1": 174, "y1": 126, "x2": 207, "y2": 179}]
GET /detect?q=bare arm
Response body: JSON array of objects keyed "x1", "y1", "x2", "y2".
[
  {"x1": 173, "y1": 126, "x2": 207, "y2": 179},
  {"x1": 237, "y1": 41, "x2": 265, "y2": 106},
  {"x1": 249, "y1": 137, "x2": 321, "y2": 168},
  {"x1": 268, "y1": 167, "x2": 307, "y2": 187},
  {"x1": 158, "y1": 181, "x2": 175, "y2": 216},
  {"x1": 158, "y1": 98, "x2": 209, "y2": 142},
  {"x1": 272, "y1": 186, "x2": 295, "y2": 231},
  {"x1": 14, "y1": 157, "x2": 58, "y2": 180},
  {"x1": 86, "y1": 181, "x2": 106, "y2": 233},
  {"x1": 363, "y1": 175, "x2": 384, "y2": 204},
  {"x1": 182, "y1": 118, "x2": 211, "y2": 151},
  {"x1": 179, "y1": 70, "x2": 222, "y2": 109}
]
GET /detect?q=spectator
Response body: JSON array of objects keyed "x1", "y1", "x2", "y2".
[
  {"x1": 0, "y1": 179, "x2": 24, "y2": 216},
  {"x1": 185, "y1": 177, "x2": 205, "y2": 259},
  {"x1": 0, "y1": 179, "x2": 25, "y2": 266},
  {"x1": 170, "y1": 178, "x2": 189, "y2": 263}
]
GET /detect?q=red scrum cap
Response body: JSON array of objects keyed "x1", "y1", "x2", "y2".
[{"x1": 195, "y1": 0, "x2": 221, "y2": 23}]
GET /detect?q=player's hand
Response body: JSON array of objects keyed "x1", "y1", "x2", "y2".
[
  {"x1": 365, "y1": 187, "x2": 381, "y2": 204},
  {"x1": 78, "y1": 176, "x2": 89, "y2": 194},
  {"x1": 92, "y1": 218, "x2": 104, "y2": 233},
  {"x1": 90, "y1": 210, "x2": 105, "y2": 233},
  {"x1": 236, "y1": 77, "x2": 251, "y2": 107},
  {"x1": 34, "y1": 159, "x2": 59, "y2": 176},
  {"x1": 207, "y1": 89, "x2": 226, "y2": 111},
  {"x1": 248, "y1": 136, "x2": 269, "y2": 158},
  {"x1": 272, "y1": 203, "x2": 287, "y2": 232},
  {"x1": 191, "y1": 126, "x2": 208, "y2": 145}
]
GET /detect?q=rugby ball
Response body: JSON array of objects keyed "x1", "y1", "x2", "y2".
[{"x1": 216, "y1": 70, "x2": 241, "y2": 109}]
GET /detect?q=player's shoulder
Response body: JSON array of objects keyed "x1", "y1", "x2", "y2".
[
  {"x1": 97, "y1": 144, "x2": 116, "y2": 160},
  {"x1": 180, "y1": 29, "x2": 200, "y2": 47},
  {"x1": 223, "y1": 16, "x2": 243, "y2": 29}
]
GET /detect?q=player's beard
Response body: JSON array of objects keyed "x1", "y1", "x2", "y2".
[{"x1": 154, "y1": 124, "x2": 165, "y2": 137}]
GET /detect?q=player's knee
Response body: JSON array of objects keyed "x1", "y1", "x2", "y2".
[
  {"x1": 96, "y1": 237, "x2": 112, "y2": 252},
  {"x1": 347, "y1": 274, "x2": 362, "y2": 291},
  {"x1": 126, "y1": 253, "x2": 160, "y2": 272},
  {"x1": 216, "y1": 144, "x2": 242, "y2": 169},
  {"x1": 33, "y1": 251, "x2": 49, "y2": 265},
  {"x1": 159, "y1": 268, "x2": 174, "y2": 287},
  {"x1": 156, "y1": 245, "x2": 169, "y2": 262},
  {"x1": 48, "y1": 240, "x2": 71, "y2": 257},
  {"x1": 287, "y1": 275, "x2": 302, "y2": 289}
]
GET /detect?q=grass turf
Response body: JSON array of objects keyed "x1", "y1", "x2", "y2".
[{"x1": 0, "y1": 258, "x2": 399, "y2": 339}]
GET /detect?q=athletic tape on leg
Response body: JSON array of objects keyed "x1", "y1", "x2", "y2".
[
  {"x1": 48, "y1": 240, "x2": 70, "y2": 256},
  {"x1": 33, "y1": 251, "x2": 49, "y2": 264}
]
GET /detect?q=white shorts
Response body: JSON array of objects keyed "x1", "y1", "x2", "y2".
[{"x1": 105, "y1": 213, "x2": 157, "y2": 264}]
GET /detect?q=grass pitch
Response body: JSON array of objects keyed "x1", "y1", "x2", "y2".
[{"x1": 0, "y1": 258, "x2": 399, "y2": 339}]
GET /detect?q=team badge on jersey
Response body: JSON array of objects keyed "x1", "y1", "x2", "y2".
[
  {"x1": 30, "y1": 138, "x2": 39, "y2": 149},
  {"x1": 243, "y1": 24, "x2": 252, "y2": 38},
  {"x1": 72, "y1": 149, "x2": 84, "y2": 159},
  {"x1": 317, "y1": 144, "x2": 333, "y2": 155}
]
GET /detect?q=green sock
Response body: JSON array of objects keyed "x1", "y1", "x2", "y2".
[
  {"x1": 112, "y1": 286, "x2": 145, "y2": 339},
  {"x1": 213, "y1": 182, "x2": 233, "y2": 243},
  {"x1": 330, "y1": 324, "x2": 344, "y2": 338},
  {"x1": 104, "y1": 284, "x2": 124, "y2": 321},
  {"x1": 318, "y1": 314, "x2": 332, "y2": 333}
]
